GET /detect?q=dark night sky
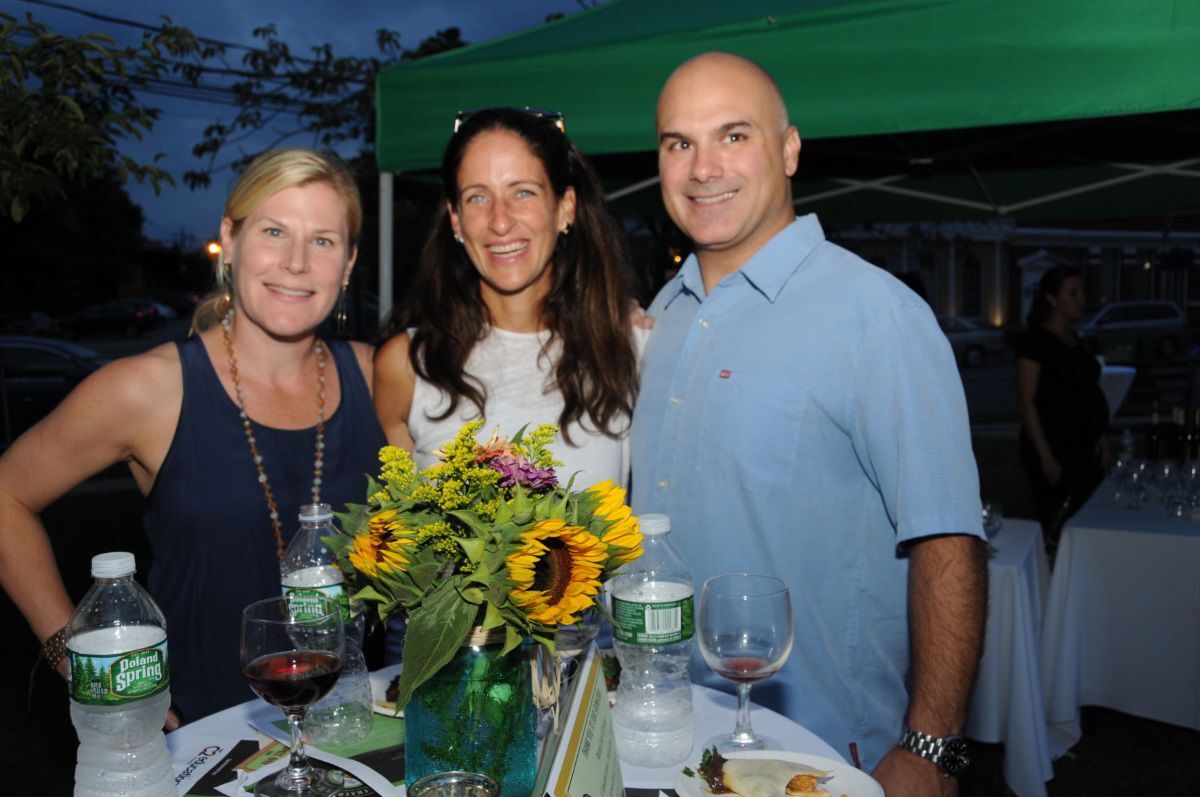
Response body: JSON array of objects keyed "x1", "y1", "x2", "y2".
[{"x1": 12, "y1": 0, "x2": 580, "y2": 243}]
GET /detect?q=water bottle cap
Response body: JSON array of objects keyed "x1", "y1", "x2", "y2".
[
  {"x1": 299, "y1": 503, "x2": 333, "y2": 522},
  {"x1": 92, "y1": 552, "x2": 136, "y2": 578},
  {"x1": 640, "y1": 513, "x2": 671, "y2": 536}
]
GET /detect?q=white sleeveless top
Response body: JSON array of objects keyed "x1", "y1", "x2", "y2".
[{"x1": 408, "y1": 326, "x2": 648, "y2": 489}]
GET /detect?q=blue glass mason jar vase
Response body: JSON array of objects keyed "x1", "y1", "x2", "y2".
[{"x1": 404, "y1": 631, "x2": 536, "y2": 796}]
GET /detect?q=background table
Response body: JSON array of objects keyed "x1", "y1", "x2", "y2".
[
  {"x1": 965, "y1": 518, "x2": 1053, "y2": 797},
  {"x1": 168, "y1": 683, "x2": 844, "y2": 796},
  {"x1": 1099, "y1": 365, "x2": 1136, "y2": 419},
  {"x1": 1040, "y1": 489, "x2": 1200, "y2": 745}
]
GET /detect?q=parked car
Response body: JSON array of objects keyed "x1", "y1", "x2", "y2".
[
  {"x1": 149, "y1": 290, "x2": 201, "y2": 318},
  {"x1": 0, "y1": 311, "x2": 62, "y2": 337},
  {"x1": 0, "y1": 336, "x2": 109, "y2": 447},
  {"x1": 63, "y1": 299, "x2": 159, "y2": 338},
  {"x1": 937, "y1": 316, "x2": 1006, "y2": 368},
  {"x1": 1076, "y1": 300, "x2": 1190, "y2": 362}
]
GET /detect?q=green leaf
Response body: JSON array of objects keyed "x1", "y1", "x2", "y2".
[
  {"x1": 481, "y1": 601, "x2": 505, "y2": 631},
  {"x1": 501, "y1": 624, "x2": 523, "y2": 655},
  {"x1": 460, "y1": 587, "x2": 484, "y2": 604},
  {"x1": 391, "y1": 581, "x2": 475, "y2": 709},
  {"x1": 57, "y1": 94, "x2": 84, "y2": 120},
  {"x1": 456, "y1": 537, "x2": 484, "y2": 563}
]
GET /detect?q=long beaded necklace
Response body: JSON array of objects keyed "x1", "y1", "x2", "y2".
[{"x1": 221, "y1": 310, "x2": 326, "y2": 559}]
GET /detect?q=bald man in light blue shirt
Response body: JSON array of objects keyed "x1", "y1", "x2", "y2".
[{"x1": 633, "y1": 53, "x2": 987, "y2": 795}]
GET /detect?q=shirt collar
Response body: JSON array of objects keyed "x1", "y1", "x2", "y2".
[{"x1": 664, "y1": 215, "x2": 826, "y2": 306}]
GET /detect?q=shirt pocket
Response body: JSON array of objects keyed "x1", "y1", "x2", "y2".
[{"x1": 697, "y1": 378, "x2": 807, "y2": 490}]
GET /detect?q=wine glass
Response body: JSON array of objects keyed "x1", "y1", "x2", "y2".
[
  {"x1": 698, "y1": 573, "x2": 794, "y2": 753},
  {"x1": 241, "y1": 596, "x2": 345, "y2": 796}
]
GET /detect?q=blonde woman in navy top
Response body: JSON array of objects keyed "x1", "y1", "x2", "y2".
[{"x1": 0, "y1": 148, "x2": 386, "y2": 723}]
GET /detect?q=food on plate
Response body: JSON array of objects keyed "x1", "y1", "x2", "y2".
[{"x1": 691, "y1": 747, "x2": 835, "y2": 797}]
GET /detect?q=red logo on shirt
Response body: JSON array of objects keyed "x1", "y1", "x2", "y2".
[{"x1": 719, "y1": 369, "x2": 732, "y2": 379}]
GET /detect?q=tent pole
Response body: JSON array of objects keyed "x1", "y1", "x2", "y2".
[{"x1": 379, "y1": 171, "x2": 395, "y2": 326}]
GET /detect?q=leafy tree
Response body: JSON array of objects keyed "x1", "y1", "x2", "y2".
[
  {"x1": 184, "y1": 26, "x2": 466, "y2": 188},
  {"x1": 0, "y1": 12, "x2": 201, "y2": 221}
]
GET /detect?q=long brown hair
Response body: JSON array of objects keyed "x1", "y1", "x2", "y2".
[{"x1": 382, "y1": 108, "x2": 638, "y2": 441}]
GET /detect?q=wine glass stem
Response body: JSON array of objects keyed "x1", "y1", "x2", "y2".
[
  {"x1": 731, "y1": 682, "x2": 757, "y2": 745},
  {"x1": 285, "y1": 710, "x2": 313, "y2": 779}
]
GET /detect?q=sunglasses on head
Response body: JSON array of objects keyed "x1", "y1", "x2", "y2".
[{"x1": 453, "y1": 106, "x2": 566, "y2": 134}]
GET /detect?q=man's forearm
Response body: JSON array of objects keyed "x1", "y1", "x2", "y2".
[{"x1": 904, "y1": 534, "x2": 988, "y2": 734}]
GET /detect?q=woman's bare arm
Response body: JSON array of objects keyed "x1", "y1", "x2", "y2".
[
  {"x1": 0, "y1": 348, "x2": 181, "y2": 671},
  {"x1": 373, "y1": 333, "x2": 417, "y2": 452}
]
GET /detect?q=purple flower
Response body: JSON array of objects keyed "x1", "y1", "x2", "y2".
[{"x1": 489, "y1": 456, "x2": 558, "y2": 489}]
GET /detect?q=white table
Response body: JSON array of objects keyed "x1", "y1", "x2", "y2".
[
  {"x1": 1040, "y1": 490, "x2": 1200, "y2": 746},
  {"x1": 1099, "y1": 365, "x2": 1136, "y2": 419},
  {"x1": 965, "y1": 519, "x2": 1053, "y2": 797},
  {"x1": 167, "y1": 683, "x2": 843, "y2": 795}
]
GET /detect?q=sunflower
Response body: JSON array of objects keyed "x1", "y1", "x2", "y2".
[
  {"x1": 348, "y1": 509, "x2": 417, "y2": 579},
  {"x1": 507, "y1": 519, "x2": 607, "y2": 625},
  {"x1": 585, "y1": 480, "x2": 644, "y2": 564}
]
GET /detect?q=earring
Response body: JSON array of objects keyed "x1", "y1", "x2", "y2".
[
  {"x1": 561, "y1": 223, "x2": 571, "y2": 235},
  {"x1": 221, "y1": 260, "x2": 233, "y2": 306},
  {"x1": 454, "y1": 232, "x2": 464, "y2": 244},
  {"x1": 335, "y1": 284, "x2": 348, "y2": 333}
]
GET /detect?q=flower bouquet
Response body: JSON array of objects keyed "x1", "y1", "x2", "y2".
[{"x1": 327, "y1": 420, "x2": 641, "y2": 791}]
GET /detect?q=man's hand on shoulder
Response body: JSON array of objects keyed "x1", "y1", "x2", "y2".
[{"x1": 872, "y1": 746, "x2": 957, "y2": 797}]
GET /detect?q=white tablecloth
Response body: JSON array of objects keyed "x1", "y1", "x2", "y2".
[
  {"x1": 1099, "y1": 365, "x2": 1136, "y2": 419},
  {"x1": 1040, "y1": 490, "x2": 1200, "y2": 745},
  {"x1": 965, "y1": 519, "x2": 1053, "y2": 797},
  {"x1": 167, "y1": 683, "x2": 844, "y2": 795}
]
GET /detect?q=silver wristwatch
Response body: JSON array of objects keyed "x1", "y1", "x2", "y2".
[{"x1": 899, "y1": 726, "x2": 970, "y2": 777}]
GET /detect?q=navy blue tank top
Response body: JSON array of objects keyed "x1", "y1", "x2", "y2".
[{"x1": 144, "y1": 336, "x2": 386, "y2": 722}]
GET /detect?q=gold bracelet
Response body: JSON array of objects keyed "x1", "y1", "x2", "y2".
[{"x1": 43, "y1": 626, "x2": 69, "y2": 669}]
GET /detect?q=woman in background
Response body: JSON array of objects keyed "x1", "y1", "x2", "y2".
[
  {"x1": 0, "y1": 148, "x2": 386, "y2": 722},
  {"x1": 1016, "y1": 266, "x2": 1109, "y2": 555}
]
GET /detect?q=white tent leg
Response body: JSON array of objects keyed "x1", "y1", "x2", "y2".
[{"x1": 379, "y1": 171, "x2": 395, "y2": 327}]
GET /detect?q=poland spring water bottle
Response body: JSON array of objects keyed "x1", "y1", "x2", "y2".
[
  {"x1": 281, "y1": 503, "x2": 373, "y2": 744},
  {"x1": 610, "y1": 513, "x2": 695, "y2": 767},
  {"x1": 67, "y1": 552, "x2": 173, "y2": 797}
]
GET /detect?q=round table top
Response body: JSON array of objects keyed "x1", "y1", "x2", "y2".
[{"x1": 167, "y1": 675, "x2": 843, "y2": 793}]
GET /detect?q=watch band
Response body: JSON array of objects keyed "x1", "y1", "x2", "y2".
[
  {"x1": 43, "y1": 626, "x2": 69, "y2": 670},
  {"x1": 899, "y1": 725, "x2": 970, "y2": 776}
]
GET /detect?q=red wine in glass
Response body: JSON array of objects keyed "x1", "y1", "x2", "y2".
[
  {"x1": 244, "y1": 650, "x2": 342, "y2": 712},
  {"x1": 241, "y1": 596, "x2": 344, "y2": 797},
  {"x1": 713, "y1": 655, "x2": 778, "y2": 684},
  {"x1": 699, "y1": 574, "x2": 794, "y2": 753}
]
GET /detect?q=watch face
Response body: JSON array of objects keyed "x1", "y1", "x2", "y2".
[{"x1": 940, "y1": 737, "x2": 970, "y2": 776}]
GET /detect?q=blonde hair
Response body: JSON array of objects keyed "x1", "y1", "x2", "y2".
[{"x1": 191, "y1": 148, "x2": 362, "y2": 332}]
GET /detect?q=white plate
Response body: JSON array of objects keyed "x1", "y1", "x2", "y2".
[
  {"x1": 368, "y1": 663, "x2": 404, "y2": 717},
  {"x1": 673, "y1": 750, "x2": 883, "y2": 797}
]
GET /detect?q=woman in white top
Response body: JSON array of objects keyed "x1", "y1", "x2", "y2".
[{"x1": 374, "y1": 107, "x2": 641, "y2": 489}]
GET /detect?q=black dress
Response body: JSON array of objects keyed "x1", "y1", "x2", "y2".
[
  {"x1": 1016, "y1": 326, "x2": 1110, "y2": 541},
  {"x1": 143, "y1": 336, "x2": 386, "y2": 723}
]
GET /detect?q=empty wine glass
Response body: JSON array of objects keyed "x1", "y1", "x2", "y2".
[
  {"x1": 1123, "y1": 459, "x2": 1148, "y2": 509},
  {"x1": 698, "y1": 573, "x2": 793, "y2": 753},
  {"x1": 241, "y1": 596, "x2": 345, "y2": 796}
]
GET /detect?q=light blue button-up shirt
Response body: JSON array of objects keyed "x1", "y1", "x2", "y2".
[{"x1": 631, "y1": 215, "x2": 983, "y2": 770}]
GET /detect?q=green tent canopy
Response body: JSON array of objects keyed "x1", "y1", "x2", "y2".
[
  {"x1": 372, "y1": 0, "x2": 1200, "y2": 315},
  {"x1": 376, "y1": 0, "x2": 1200, "y2": 173}
]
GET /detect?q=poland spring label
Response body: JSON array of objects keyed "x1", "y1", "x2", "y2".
[
  {"x1": 69, "y1": 641, "x2": 169, "y2": 705},
  {"x1": 284, "y1": 583, "x2": 348, "y2": 621},
  {"x1": 613, "y1": 594, "x2": 695, "y2": 645}
]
